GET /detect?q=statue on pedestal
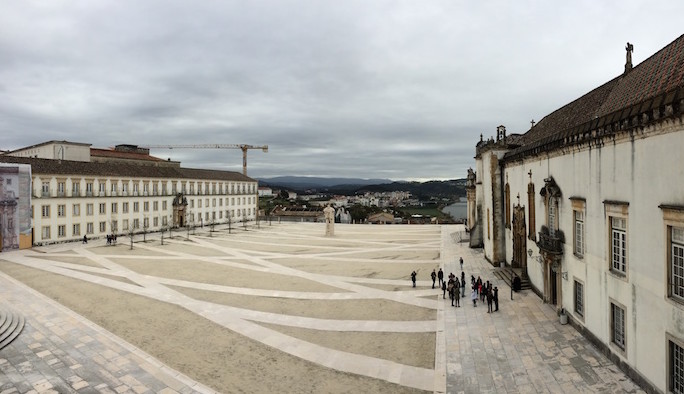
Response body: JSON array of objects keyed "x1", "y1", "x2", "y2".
[{"x1": 324, "y1": 205, "x2": 335, "y2": 236}]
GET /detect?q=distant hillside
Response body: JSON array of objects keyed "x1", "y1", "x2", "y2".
[
  {"x1": 259, "y1": 176, "x2": 466, "y2": 199},
  {"x1": 354, "y1": 180, "x2": 465, "y2": 199},
  {"x1": 258, "y1": 176, "x2": 392, "y2": 189}
]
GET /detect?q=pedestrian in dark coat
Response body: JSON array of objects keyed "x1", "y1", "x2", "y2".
[
  {"x1": 487, "y1": 290, "x2": 494, "y2": 313},
  {"x1": 442, "y1": 281, "x2": 447, "y2": 299},
  {"x1": 431, "y1": 269, "x2": 437, "y2": 289},
  {"x1": 438, "y1": 268, "x2": 444, "y2": 287},
  {"x1": 494, "y1": 287, "x2": 499, "y2": 311},
  {"x1": 411, "y1": 271, "x2": 417, "y2": 287},
  {"x1": 453, "y1": 278, "x2": 460, "y2": 307}
]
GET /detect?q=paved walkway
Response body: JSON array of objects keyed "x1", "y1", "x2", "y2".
[
  {"x1": 0, "y1": 270, "x2": 214, "y2": 394},
  {"x1": 440, "y1": 227, "x2": 644, "y2": 394},
  {"x1": 0, "y1": 224, "x2": 645, "y2": 393}
]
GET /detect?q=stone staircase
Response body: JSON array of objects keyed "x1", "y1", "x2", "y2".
[
  {"x1": 0, "y1": 308, "x2": 25, "y2": 351},
  {"x1": 494, "y1": 266, "x2": 532, "y2": 291}
]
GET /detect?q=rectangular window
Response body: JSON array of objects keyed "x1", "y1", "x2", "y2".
[
  {"x1": 574, "y1": 280, "x2": 584, "y2": 317},
  {"x1": 144, "y1": 201, "x2": 149, "y2": 212},
  {"x1": 611, "y1": 302, "x2": 625, "y2": 350},
  {"x1": 86, "y1": 182, "x2": 93, "y2": 195},
  {"x1": 153, "y1": 201, "x2": 159, "y2": 211},
  {"x1": 99, "y1": 221, "x2": 106, "y2": 232},
  {"x1": 99, "y1": 182, "x2": 106, "y2": 194},
  {"x1": 111, "y1": 220, "x2": 118, "y2": 233},
  {"x1": 58, "y1": 204, "x2": 66, "y2": 217},
  {"x1": 671, "y1": 227, "x2": 684, "y2": 300},
  {"x1": 143, "y1": 217, "x2": 149, "y2": 228},
  {"x1": 41, "y1": 182, "x2": 50, "y2": 196},
  {"x1": 72, "y1": 182, "x2": 80, "y2": 196},
  {"x1": 86, "y1": 203, "x2": 94, "y2": 216},
  {"x1": 86, "y1": 222, "x2": 94, "y2": 234},
  {"x1": 162, "y1": 216, "x2": 167, "y2": 226},
  {"x1": 611, "y1": 217, "x2": 627, "y2": 273},
  {"x1": 133, "y1": 219, "x2": 139, "y2": 229},
  {"x1": 153, "y1": 217, "x2": 159, "y2": 227},
  {"x1": 100, "y1": 203, "x2": 107, "y2": 214},
  {"x1": 57, "y1": 182, "x2": 65, "y2": 196},
  {"x1": 133, "y1": 202, "x2": 139, "y2": 212},
  {"x1": 111, "y1": 203, "x2": 117, "y2": 214},
  {"x1": 199, "y1": 199, "x2": 203, "y2": 208},
  {"x1": 58, "y1": 225, "x2": 66, "y2": 238},
  {"x1": 73, "y1": 224, "x2": 80, "y2": 236},
  {"x1": 123, "y1": 202, "x2": 129, "y2": 213},
  {"x1": 73, "y1": 204, "x2": 80, "y2": 217},
  {"x1": 41, "y1": 226, "x2": 50, "y2": 239},
  {"x1": 42, "y1": 205, "x2": 50, "y2": 218},
  {"x1": 574, "y1": 210, "x2": 584, "y2": 257},
  {"x1": 162, "y1": 201, "x2": 167, "y2": 210},
  {"x1": 123, "y1": 219, "x2": 129, "y2": 230},
  {"x1": 670, "y1": 338, "x2": 684, "y2": 394}
]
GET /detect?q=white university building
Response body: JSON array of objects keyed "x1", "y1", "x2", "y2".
[
  {"x1": 466, "y1": 35, "x2": 684, "y2": 393},
  {"x1": 0, "y1": 141, "x2": 259, "y2": 246}
]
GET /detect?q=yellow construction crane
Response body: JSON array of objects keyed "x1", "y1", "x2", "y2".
[{"x1": 143, "y1": 144, "x2": 268, "y2": 176}]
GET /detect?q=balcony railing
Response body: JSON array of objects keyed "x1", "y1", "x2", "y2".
[{"x1": 537, "y1": 228, "x2": 564, "y2": 255}]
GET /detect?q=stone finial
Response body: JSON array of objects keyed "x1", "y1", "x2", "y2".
[{"x1": 625, "y1": 42, "x2": 634, "y2": 73}]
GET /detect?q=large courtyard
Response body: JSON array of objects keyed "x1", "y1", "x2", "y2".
[
  {"x1": 0, "y1": 223, "x2": 443, "y2": 393},
  {"x1": 0, "y1": 222, "x2": 645, "y2": 393}
]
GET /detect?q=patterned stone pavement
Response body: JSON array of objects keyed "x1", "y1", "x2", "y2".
[
  {"x1": 0, "y1": 270, "x2": 214, "y2": 394},
  {"x1": 440, "y1": 228, "x2": 644, "y2": 394},
  {"x1": 0, "y1": 224, "x2": 646, "y2": 393}
]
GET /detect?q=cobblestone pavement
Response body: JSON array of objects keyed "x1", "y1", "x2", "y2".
[
  {"x1": 0, "y1": 224, "x2": 646, "y2": 393},
  {"x1": 0, "y1": 270, "x2": 214, "y2": 394},
  {"x1": 440, "y1": 227, "x2": 644, "y2": 394}
]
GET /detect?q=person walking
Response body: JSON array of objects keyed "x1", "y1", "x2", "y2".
[
  {"x1": 442, "y1": 280, "x2": 447, "y2": 299},
  {"x1": 411, "y1": 270, "x2": 417, "y2": 288},
  {"x1": 449, "y1": 281, "x2": 456, "y2": 306},
  {"x1": 487, "y1": 289, "x2": 494, "y2": 313},
  {"x1": 83, "y1": 235, "x2": 88, "y2": 244},
  {"x1": 438, "y1": 268, "x2": 444, "y2": 287},
  {"x1": 431, "y1": 269, "x2": 437, "y2": 289},
  {"x1": 471, "y1": 287, "x2": 478, "y2": 307},
  {"x1": 453, "y1": 278, "x2": 461, "y2": 307},
  {"x1": 459, "y1": 256, "x2": 463, "y2": 271},
  {"x1": 494, "y1": 287, "x2": 499, "y2": 311},
  {"x1": 461, "y1": 274, "x2": 466, "y2": 297}
]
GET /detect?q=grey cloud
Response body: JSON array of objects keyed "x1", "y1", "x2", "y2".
[{"x1": 1, "y1": 1, "x2": 683, "y2": 180}]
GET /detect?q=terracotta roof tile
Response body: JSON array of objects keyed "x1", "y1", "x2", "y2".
[
  {"x1": 0, "y1": 156, "x2": 253, "y2": 182},
  {"x1": 516, "y1": 34, "x2": 684, "y2": 148}
]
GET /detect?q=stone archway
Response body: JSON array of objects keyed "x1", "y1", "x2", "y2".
[{"x1": 172, "y1": 193, "x2": 188, "y2": 227}]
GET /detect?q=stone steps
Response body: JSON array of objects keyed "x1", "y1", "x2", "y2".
[
  {"x1": 494, "y1": 267, "x2": 531, "y2": 291},
  {"x1": 0, "y1": 308, "x2": 25, "y2": 351}
]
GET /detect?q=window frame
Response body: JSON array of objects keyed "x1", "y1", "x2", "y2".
[
  {"x1": 604, "y1": 201, "x2": 629, "y2": 280},
  {"x1": 610, "y1": 300, "x2": 626, "y2": 353},
  {"x1": 662, "y1": 205, "x2": 684, "y2": 304},
  {"x1": 574, "y1": 278, "x2": 584, "y2": 321},
  {"x1": 668, "y1": 334, "x2": 684, "y2": 394}
]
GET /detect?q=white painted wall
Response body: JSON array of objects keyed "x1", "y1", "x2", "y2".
[{"x1": 494, "y1": 124, "x2": 684, "y2": 392}]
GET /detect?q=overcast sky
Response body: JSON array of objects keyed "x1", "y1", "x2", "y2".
[{"x1": 1, "y1": 1, "x2": 682, "y2": 181}]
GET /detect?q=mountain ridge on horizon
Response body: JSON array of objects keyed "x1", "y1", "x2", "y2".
[{"x1": 257, "y1": 176, "x2": 394, "y2": 188}]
